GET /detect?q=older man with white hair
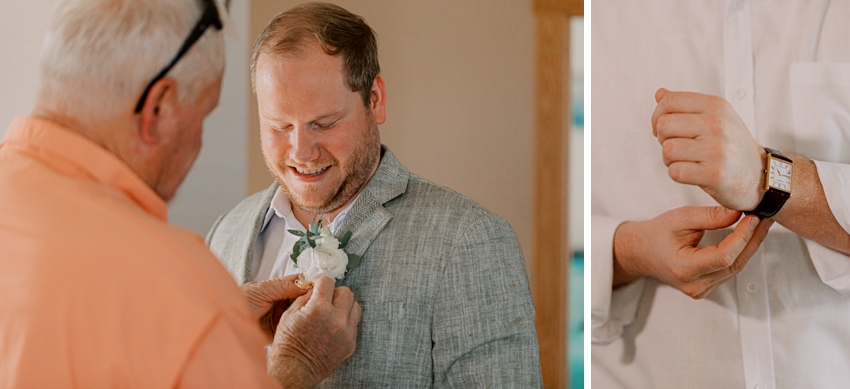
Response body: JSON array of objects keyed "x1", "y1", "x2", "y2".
[{"x1": 0, "y1": 0, "x2": 359, "y2": 388}]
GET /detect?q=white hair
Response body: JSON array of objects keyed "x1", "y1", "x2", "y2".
[{"x1": 37, "y1": 0, "x2": 225, "y2": 125}]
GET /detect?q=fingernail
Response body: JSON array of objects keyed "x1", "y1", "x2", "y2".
[{"x1": 750, "y1": 216, "x2": 760, "y2": 228}]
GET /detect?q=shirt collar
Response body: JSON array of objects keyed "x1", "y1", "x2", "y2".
[
  {"x1": 2, "y1": 116, "x2": 169, "y2": 221},
  {"x1": 260, "y1": 186, "x2": 360, "y2": 234}
]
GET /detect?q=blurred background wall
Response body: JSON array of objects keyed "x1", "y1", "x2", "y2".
[{"x1": 0, "y1": 0, "x2": 582, "y2": 386}]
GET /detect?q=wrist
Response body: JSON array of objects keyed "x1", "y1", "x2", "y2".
[
  {"x1": 747, "y1": 147, "x2": 794, "y2": 217},
  {"x1": 612, "y1": 221, "x2": 643, "y2": 288},
  {"x1": 747, "y1": 147, "x2": 768, "y2": 211},
  {"x1": 267, "y1": 344, "x2": 323, "y2": 389}
]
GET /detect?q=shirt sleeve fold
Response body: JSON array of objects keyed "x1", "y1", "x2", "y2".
[
  {"x1": 591, "y1": 214, "x2": 648, "y2": 345},
  {"x1": 803, "y1": 160, "x2": 850, "y2": 297}
]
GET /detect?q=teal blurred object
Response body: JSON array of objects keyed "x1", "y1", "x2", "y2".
[{"x1": 570, "y1": 252, "x2": 584, "y2": 388}]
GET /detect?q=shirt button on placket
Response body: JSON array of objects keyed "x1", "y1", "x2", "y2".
[
  {"x1": 735, "y1": 88, "x2": 747, "y2": 100},
  {"x1": 746, "y1": 282, "x2": 757, "y2": 293},
  {"x1": 733, "y1": 0, "x2": 744, "y2": 10},
  {"x1": 754, "y1": 384, "x2": 766, "y2": 389}
]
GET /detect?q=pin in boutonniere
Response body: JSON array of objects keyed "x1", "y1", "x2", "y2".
[{"x1": 288, "y1": 219, "x2": 360, "y2": 289}]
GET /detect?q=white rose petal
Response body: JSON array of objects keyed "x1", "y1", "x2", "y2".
[
  {"x1": 315, "y1": 226, "x2": 340, "y2": 250},
  {"x1": 316, "y1": 235, "x2": 339, "y2": 250},
  {"x1": 297, "y1": 246, "x2": 348, "y2": 281}
]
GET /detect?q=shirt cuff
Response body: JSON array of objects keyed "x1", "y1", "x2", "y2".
[
  {"x1": 591, "y1": 214, "x2": 648, "y2": 345},
  {"x1": 803, "y1": 160, "x2": 850, "y2": 296}
]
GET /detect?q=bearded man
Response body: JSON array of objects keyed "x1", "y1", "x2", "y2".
[{"x1": 206, "y1": 2, "x2": 542, "y2": 387}]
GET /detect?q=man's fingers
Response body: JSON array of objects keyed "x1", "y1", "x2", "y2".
[
  {"x1": 258, "y1": 275, "x2": 308, "y2": 302},
  {"x1": 661, "y1": 138, "x2": 707, "y2": 166},
  {"x1": 332, "y1": 286, "x2": 355, "y2": 311},
  {"x1": 652, "y1": 88, "x2": 669, "y2": 136},
  {"x1": 654, "y1": 87, "x2": 668, "y2": 104},
  {"x1": 348, "y1": 301, "x2": 362, "y2": 326},
  {"x1": 716, "y1": 214, "x2": 760, "y2": 258},
  {"x1": 716, "y1": 217, "x2": 775, "y2": 278},
  {"x1": 666, "y1": 161, "x2": 713, "y2": 187},
  {"x1": 672, "y1": 205, "x2": 742, "y2": 232},
  {"x1": 306, "y1": 276, "x2": 335, "y2": 307},
  {"x1": 654, "y1": 113, "x2": 704, "y2": 144},
  {"x1": 692, "y1": 218, "x2": 774, "y2": 296},
  {"x1": 651, "y1": 89, "x2": 714, "y2": 134},
  {"x1": 288, "y1": 289, "x2": 313, "y2": 312},
  {"x1": 692, "y1": 215, "x2": 759, "y2": 275}
]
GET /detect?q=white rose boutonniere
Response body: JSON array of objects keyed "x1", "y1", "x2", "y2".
[{"x1": 288, "y1": 220, "x2": 361, "y2": 289}]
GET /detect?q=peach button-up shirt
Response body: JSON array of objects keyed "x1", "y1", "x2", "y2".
[{"x1": 0, "y1": 117, "x2": 278, "y2": 388}]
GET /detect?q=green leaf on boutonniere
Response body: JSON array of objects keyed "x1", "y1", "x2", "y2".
[
  {"x1": 309, "y1": 219, "x2": 318, "y2": 232},
  {"x1": 290, "y1": 241, "x2": 303, "y2": 263},
  {"x1": 346, "y1": 253, "x2": 361, "y2": 270},
  {"x1": 288, "y1": 229, "x2": 305, "y2": 237},
  {"x1": 338, "y1": 230, "x2": 352, "y2": 249}
]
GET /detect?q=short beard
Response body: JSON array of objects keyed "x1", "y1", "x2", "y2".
[{"x1": 272, "y1": 110, "x2": 381, "y2": 216}]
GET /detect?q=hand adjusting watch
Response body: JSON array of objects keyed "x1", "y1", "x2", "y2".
[{"x1": 746, "y1": 147, "x2": 793, "y2": 218}]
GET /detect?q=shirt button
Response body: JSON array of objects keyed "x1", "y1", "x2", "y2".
[
  {"x1": 735, "y1": 89, "x2": 747, "y2": 99},
  {"x1": 746, "y1": 282, "x2": 757, "y2": 293},
  {"x1": 733, "y1": 1, "x2": 744, "y2": 10},
  {"x1": 754, "y1": 384, "x2": 766, "y2": 389}
]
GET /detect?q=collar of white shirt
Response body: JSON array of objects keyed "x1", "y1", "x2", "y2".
[
  {"x1": 260, "y1": 186, "x2": 359, "y2": 235},
  {"x1": 250, "y1": 186, "x2": 361, "y2": 282}
]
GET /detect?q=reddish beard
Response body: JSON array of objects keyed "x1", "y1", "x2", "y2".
[{"x1": 269, "y1": 111, "x2": 381, "y2": 215}]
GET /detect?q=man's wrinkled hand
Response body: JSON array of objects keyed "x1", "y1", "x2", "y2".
[
  {"x1": 268, "y1": 276, "x2": 361, "y2": 389},
  {"x1": 240, "y1": 274, "x2": 308, "y2": 340},
  {"x1": 614, "y1": 206, "x2": 773, "y2": 299},
  {"x1": 651, "y1": 88, "x2": 766, "y2": 211}
]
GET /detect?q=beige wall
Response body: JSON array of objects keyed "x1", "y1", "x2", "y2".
[
  {"x1": 248, "y1": 0, "x2": 537, "y2": 260},
  {"x1": 0, "y1": 1, "x2": 54, "y2": 134}
]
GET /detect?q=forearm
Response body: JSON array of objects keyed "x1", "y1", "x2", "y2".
[{"x1": 773, "y1": 155, "x2": 850, "y2": 255}]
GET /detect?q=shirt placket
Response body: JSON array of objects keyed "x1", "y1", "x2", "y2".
[{"x1": 725, "y1": 1, "x2": 776, "y2": 388}]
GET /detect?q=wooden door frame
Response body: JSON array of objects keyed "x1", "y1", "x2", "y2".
[{"x1": 531, "y1": 0, "x2": 582, "y2": 387}]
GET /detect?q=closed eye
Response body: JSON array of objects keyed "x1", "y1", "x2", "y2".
[
  {"x1": 311, "y1": 120, "x2": 340, "y2": 130},
  {"x1": 270, "y1": 124, "x2": 293, "y2": 132}
]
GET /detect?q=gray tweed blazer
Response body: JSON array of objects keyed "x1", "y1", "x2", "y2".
[{"x1": 206, "y1": 147, "x2": 542, "y2": 388}]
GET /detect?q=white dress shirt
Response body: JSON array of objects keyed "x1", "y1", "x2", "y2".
[
  {"x1": 251, "y1": 188, "x2": 359, "y2": 282},
  {"x1": 592, "y1": 1, "x2": 850, "y2": 388}
]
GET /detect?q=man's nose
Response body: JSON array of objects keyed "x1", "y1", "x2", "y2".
[{"x1": 289, "y1": 126, "x2": 319, "y2": 164}]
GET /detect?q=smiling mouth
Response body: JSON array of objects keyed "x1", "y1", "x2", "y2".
[{"x1": 292, "y1": 166, "x2": 330, "y2": 176}]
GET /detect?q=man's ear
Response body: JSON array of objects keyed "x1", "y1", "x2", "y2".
[
  {"x1": 369, "y1": 75, "x2": 386, "y2": 125},
  {"x1": 136, "y1": 77, "x2": 178, "y2": 145}
]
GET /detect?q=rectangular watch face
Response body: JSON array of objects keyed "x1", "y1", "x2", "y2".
[{"x1": 767, "y1": 157, "x2": 792, "y2": 192}]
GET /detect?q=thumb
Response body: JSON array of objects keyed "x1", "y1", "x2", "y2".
[
  {"x1": 673, "y1": 206, "x2": 742, "y2": 231},
  {"x1": 655, "y1": 87, "x2": 668, "y2": 103},
  {"x1": 256, "y1": 277, "x2": 308, "y2": 302},
  {"x1": 652, "y1": 88, "x2": 669, "y2": 137},
  {"x1": 287, "y1": 289, "x2": 313, "y2": 313}
]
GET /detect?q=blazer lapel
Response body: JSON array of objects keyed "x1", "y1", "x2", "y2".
[
  {"x1": 336, "y1": 147, "x2": 409, "y2": 272},
  {"x1": 234, "y1": 183, "x2": 277, "y2": 284}
]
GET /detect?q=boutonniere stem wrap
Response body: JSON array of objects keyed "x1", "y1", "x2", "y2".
[{"x1": 289, "y1": 220, "x2": 361, "y2": 288}]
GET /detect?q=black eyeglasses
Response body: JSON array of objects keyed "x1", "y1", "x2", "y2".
[{"x1": 134, "y1": 0, "x2": 225, "y2": 113}]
